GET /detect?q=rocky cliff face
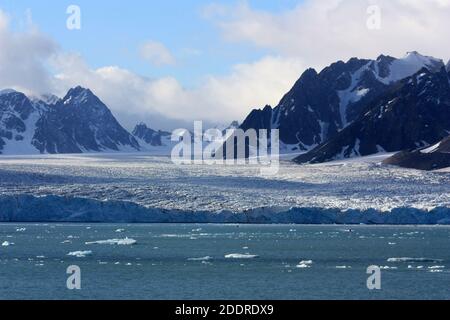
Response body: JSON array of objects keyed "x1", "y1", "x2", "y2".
[
  {"x1": 295, "y1": 67, "x2": 450, "y2": 164},
  {"x1": 0, "y1": 87, "x2": 140, "y2": 154},
  {"x1": 242, "y1": 52, "x2": 444, "y2": 151}
]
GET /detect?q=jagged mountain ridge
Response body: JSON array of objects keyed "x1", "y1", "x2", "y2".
[
  {"x1": 132, "y1": 123, "x2": 171, "y2": 147},
  {"x1": 241, "y1": 52, "x2": 445, "y2": 152},
  {"x1": 0, "y1": 87, "x2": 164, "y2": 155},
  {"x1": 295, "y1": 67, "x2": 450, "y2": 164}
]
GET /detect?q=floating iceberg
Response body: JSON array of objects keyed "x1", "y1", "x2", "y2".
[
  {"x1": 187, "y1": 256, "x2": 213, "y2": 261},
  {"x1": 1, "y1": 241, "x2": 11, "y2": 247},
  {"x1": 224, "y1": 254, "x2": 259, "y2": 259},
  {"x1": 85, "y1": 238, "x2": 137, "y2": 246},
  {"x1": 67, "y1": 250, "x2": 92, "y2": 258},
  {"x1": 296, "y1": 263, "x2": 311, "y2": 269},
  {"x1": 387, "y1": 257, "x2": 444, "y2": 263}
]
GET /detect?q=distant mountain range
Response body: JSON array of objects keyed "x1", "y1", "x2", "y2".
[
  {"x1": 0, "y1": 86, "x2": 169, "y2": 155},
  {"x1": 1, "y1": 51, "x2": 450, "y2": 170},
  {"x1": 239, "y1": 51, "x2": 450, "y2": 166}
]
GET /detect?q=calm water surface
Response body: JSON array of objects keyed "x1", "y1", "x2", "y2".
[{"x1": 0, "y1": 224, "x2": 449, "y2": 300}]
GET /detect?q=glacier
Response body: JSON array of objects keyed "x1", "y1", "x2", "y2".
[{"x1": 0, "y1": 153, "x2": 449, "y2": 224}]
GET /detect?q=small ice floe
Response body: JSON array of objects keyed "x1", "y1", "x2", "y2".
[
  {"x1": 224, "y1": 253, "x2": 259, "y2": 259},
  {"x1": 85, "y1": 238, "x2": 137, "y2": 246},
  {"x1": 336, "y1": 266, "x2": 351, "y2": 269},
  {"x1": 428, "y1": 269, "x2": 443, "y2": 273},
  {"x1": 16, "y1": 228, "x2": 26, "y2": 232},
  {"x1": 115, "y1": 229, "x2": 125, "y2": 233},
  {"x1": 296, "y1": 260, "x2": 313, "y2": 268},
  {"x1": 116, "y1": 238, "x2": 137, "y2": 245},
  {"x1": 61, "y1": 240, "x2": 72, "y2": 244},
  {"x1": 187, "y1": 256, "x2": 212, "y2": 261},
  {"x1": 380, "y1": 266, "x2": 398, "y2": 270},
  {"x1": 1, "y1": 241, "x2": 12, "y2": 247},
  {"x1": 428, "y1": 266, "x2": 445, "y2": 270},
  {"x1": 67, "y1": 251, "x2": 92, "y2": 258},
  {"x1": 387, "y1": 257, "x2": 443, "y2": 263},
  {"x1": 192, "y1": 228, "x2": 202, "y2": 232},
  {"x1": 388, "y1": 242, "x2": 397, "y2": 246}
]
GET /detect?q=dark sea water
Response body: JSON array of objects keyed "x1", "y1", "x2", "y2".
[{"x1": 1, "y1": 223, "x2": 449, "y2": 300}]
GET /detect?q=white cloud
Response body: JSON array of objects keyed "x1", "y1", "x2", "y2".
[
  {"x1": 139, "y1": 40, "x2": 176, "y2": 66},
  {"x1": 51, "y1": 52, "x2": 305, "y2": 128},
  {"x1": 0, "y1": 9, "x2": 305, "y2": 130},
  {"x1": 207, "y1": 0, "x2": 450, "y2": 70},
  {"x1": 0, "y1": 10, "x2": 57, "y2": 95},
  {"x1": 2, "y1": 1, "x2": 450, "y2": 131}
]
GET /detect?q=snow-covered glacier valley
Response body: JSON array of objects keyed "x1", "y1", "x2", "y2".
[{"x1": 0, "y1": 153, "x2": 449, "y2": 224}]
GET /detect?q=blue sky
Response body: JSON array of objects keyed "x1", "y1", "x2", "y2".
[
  {"x1": 1, "y1": 0, "x2": 302, "y2": 86},
  {"x1": 1, "y1": 0, "x2": 449, "y2": 130}
]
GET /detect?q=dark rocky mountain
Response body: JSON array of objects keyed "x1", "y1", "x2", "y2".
[
  {"x1": 240, "y1": 52, "x2": 444, "y2": 152},
  {"x1": 33, "y1": 86, "x2": 140, "y2": 153},
  {"x1": 295, "y1": 67, "x2": 450, "y2": 164},
  {"x1": 0, "y1": 87, "x2": 141, "y2": 154},
  {"x1": 132, "y1": 123, "x2": 171, "y2": 147},
  {"x1": 0, "y1": 90, "x2": 46, "y2": 154},
  {"x1": 383, "y1": 136, "x2": 450, "y2": 171}
]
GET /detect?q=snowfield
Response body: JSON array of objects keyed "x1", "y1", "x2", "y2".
[{"x1": 0, "y1": 153, "x2": 449, "y2": 224}]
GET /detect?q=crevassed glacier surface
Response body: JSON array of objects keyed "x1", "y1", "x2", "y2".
[{"x1": 0, "y1": 153, "x2": 449, "y2": 223}]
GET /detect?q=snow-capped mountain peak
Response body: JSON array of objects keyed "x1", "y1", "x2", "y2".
[
  {"x1": 376, "y1": 51, "x2": 444, "y2": 84},
  {"x1": 239, "y1": 51, "x2": 449, "y2": 160},
  {"x1": 1, "y1": 86, "x2": 141, "y2": 155},
  {"x1": 62, "y1": 86, "x2": 96, "y2": 106}
]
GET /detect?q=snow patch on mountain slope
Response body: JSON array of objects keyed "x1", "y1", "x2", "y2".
[
  {"x1": 1, "y1": 110, "x2": 41, "y2": 155},
  {"x1": 134, "y1": 135, "x2": 175, "y2": 155},
  {"x1": 337, "y1": 62, "x2": 372, "y2": 127},
  {"x1": 421, "y1": 141, "x2": 442, "y2": 154},
  {"x1": 337, "y1": 52, "x2": 443, "y2": 129},
  {"x1": 378, "y1": 52, "x2": 444, "y2": 84}
]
